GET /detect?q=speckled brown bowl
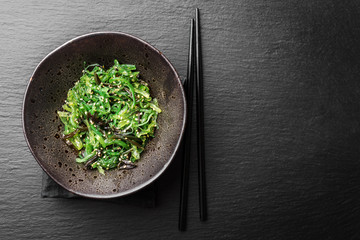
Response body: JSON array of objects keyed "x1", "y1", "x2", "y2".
[{"x1": 22, "y1": 32, "x2": 186, "y2": 198}]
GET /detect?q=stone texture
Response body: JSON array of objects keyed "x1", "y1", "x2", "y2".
[{"x1": 2, "y1": 0, "x2": 360, "y2": 239}]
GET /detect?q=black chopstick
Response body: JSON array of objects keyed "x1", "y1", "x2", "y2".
[
  {"x1": 178, "y1": 18, "x2": 195, "y2": 232},
  {"x1": 195, "y1": 7, "x2": 207, "y2": 222}
]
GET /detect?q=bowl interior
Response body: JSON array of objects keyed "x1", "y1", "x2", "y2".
[{"x1": 23, "y1": 32, "x2": 185, "y2": 198}]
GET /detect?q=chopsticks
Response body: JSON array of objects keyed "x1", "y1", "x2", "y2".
[
  {"x1": 179, "y1": 8, "x2": 206, "y2": 231},
  {"x1": 178, "y1": 18, "x2": 194, "y2": 232},
  {"x1": 195, "y1": 7, "x2": 207, "y2": 222}
]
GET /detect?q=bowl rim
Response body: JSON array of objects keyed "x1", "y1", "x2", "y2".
[{"x1": 22, "y1": 31, "x2": 187, "y2": 199}]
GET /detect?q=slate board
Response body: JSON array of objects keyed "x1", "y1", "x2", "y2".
[{"x1": 1, "y1": 0, "x2": 360, "y2": 239}]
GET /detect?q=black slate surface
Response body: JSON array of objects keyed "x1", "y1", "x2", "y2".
[{"x1": 2, "y1": 0, "x2": 360, "y2": 239}]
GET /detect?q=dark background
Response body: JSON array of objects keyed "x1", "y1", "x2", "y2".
[{"x1": 2, "y1": 0, "x2": 360, "y2": 239}]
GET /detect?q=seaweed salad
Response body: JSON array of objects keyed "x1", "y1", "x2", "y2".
[{"x1": 57, "y1": 60, "x2": 161, "y2": 174}]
